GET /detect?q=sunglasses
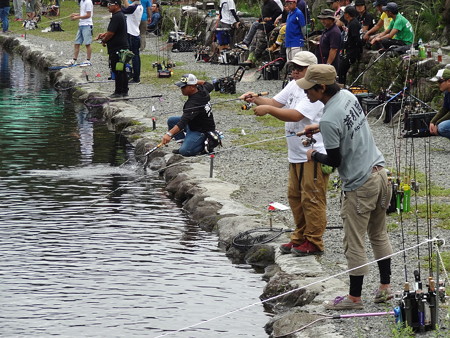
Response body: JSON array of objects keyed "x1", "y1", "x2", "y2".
[{"x1": 107, "y1": 2, "x2": 118, "y2": 6}]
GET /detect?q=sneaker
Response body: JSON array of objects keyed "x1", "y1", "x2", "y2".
[
  {"x1": 291, "y1": 240, "x2": 323, "y2": 256},
  {"x1": 79, "y1": 60, "x2": 92, "y2": 67},
  {"x1": 64, "y1": 59, "x2": 77, "y2": 66},
  {"x1": 109, "y1": 93, "x2": 122, "y2": 99},
  {"x1": 279, "y1": 242, "x2": 301, "y2": 254},
  {"x1": 323, "y1": 296, "x2": 364, "y2": 310},
  {"x1": 128, "y1": 79, "x2": 140, "y2": 84},
  {"x1": 172, "y1": 149, "x2": 180, "y2": 154},
  {"x1": 373, "y1": 287, "x2": 394, "y2": 303},
  {"x1": 235, "y1": 42, "x2": 249, "y2": 51}
]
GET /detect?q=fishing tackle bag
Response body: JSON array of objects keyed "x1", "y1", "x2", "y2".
[{"x1": 204, "y1": 130, "x2": 223, "y2": 154}]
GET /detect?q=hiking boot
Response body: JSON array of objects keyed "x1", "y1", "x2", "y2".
[
  {"x1": 373, "y1": 287, "x2": 394, "y2": 303},
  {"x1": 323, "y1": 296, "x2": 364, "y2": 310},
  {"x1": 291, "y1": 239, "x2": 323, "y2": 256},
  {"x1": 235, "y1": 42, "x2": 249, "y2": 51},
  {"x1": 109, "y1": 93, "x2": 122, "y2": 99},
  {"x1": 279, "y1": 242, "x2": 301, "y2": 254}
]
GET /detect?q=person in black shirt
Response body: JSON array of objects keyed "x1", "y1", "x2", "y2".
[
  {"x1": 338, "y1": 6, "x2": 362, "y2": 85},
  {"x1": 96, "y1": 0, "x2": 129, "y2": 98},
  {"x1": 355, "y1": 0, "x2": 375, "y2": 35},
  {"x1": 162, "y1": 74, "x2": 216, "y2": 156}
]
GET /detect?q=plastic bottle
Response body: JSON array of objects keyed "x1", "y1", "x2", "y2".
[
  {"x1": 418, "y1": 39, "x2": 426, "y2": 59},
  {"x1": 426, "y1": 43, "x2": 432, "y2": 58},
  {"x1": 437, "y1": 47, "x2": 443, "y2": 63},
  {"x1": 403, "y1": 183, "x2": 411, "y2": 212}
]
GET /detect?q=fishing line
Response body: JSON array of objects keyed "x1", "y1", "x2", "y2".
[
  {"x1": 152, "y1": 238, "x2": 442, "y2": 338},
  {"x1": 84, "y1": 94, "x2": 164, "y2": 108},
  {"x1": 273, "y1": 311, "x2": 395, "y2": 337}
]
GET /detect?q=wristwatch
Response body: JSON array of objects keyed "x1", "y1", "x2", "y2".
[{"x1": 166, "y1": 131, "x2": 173, "y2": 137}]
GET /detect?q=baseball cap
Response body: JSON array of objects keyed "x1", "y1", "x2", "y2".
[
  {"x1": 326, "y1": 0, "x2": 337, "y2": 3},
  {"x1": 296, "y1": 64, "x2": 337, "y2": 89},
  {"x1": 289, "y1": 51, "x2": 318, "y2": 67},
  {"x1": 107, "y1": 0, "x2": 121, "y2": 5},
  {"x1": 355, "y1": 0, "x2": 366, "y2": 5},
  {"x1": 430, "y1": 68, "x2": 450, "y2": 82},
  {"x1": 382, "y1": 2, "x2": 398, "y2": 13},
  {"x1": 317, "y1": 9, "x2": 336, "y2": 20},
  {"x1": 372, "y1": 0, "x2": 387, "y2": 7},
  {"x1": 285, "y1": 0, "x2": 297, "y2": 2},
  {"x1": 175, "y1": 74, "x2": 198, "y2": 88}
]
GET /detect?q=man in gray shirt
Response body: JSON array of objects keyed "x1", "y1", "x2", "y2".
[{"x1": 298, "y1": 64, "x2": 394, "y2": 310}]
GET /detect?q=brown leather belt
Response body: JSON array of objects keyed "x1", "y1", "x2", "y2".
[{"x1": 372, "y1": 165, "x2": 384, "y2": 173}]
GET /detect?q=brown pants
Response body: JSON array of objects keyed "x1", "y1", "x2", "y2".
[
  {"x1": 288, "y1": 161, "x2": 329, "y2": 251},
  {"x1": 341, "y1": 168, "x2": 393, "y2": 275}
]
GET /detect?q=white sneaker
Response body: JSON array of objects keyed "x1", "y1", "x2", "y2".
[
  {"x1": 79, "y1": 60, "x2": 92, "y2": 67},
  {"x1": 64, "y1": 59, "x2": 77, "y2": 66}
]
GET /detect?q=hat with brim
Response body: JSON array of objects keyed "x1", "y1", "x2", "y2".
[
  {"x1": 382, "y1": 2, "x2": 398, "y2": 13},
  {"x1": 372, "y1": 0, "x2": 387, "y2": 6},
  {"x1": 430, "y1": 68, "x2": 450, "y2": 82},
  {"x1": 317, "y1": 9, "x2": 336, "y2": 20},
  {"x1": 296, "y1": 64, "x2": 337, "y2": 89},
  {"x1": 107, "y1": 0, "x2": 121, "y2": 5},
  {"x1": 289, "y1": 51, "x2": 318, "y2": 67},
  {"x1": 175, "y1": 73, "x2": 198, "y2": 88}
]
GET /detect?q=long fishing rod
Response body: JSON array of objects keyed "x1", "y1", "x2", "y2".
[
  {"x1": 84, "y1": 94, "x2": 164, "y2": 108},
  {"x1": 349, "y1": 45, "x2": 397, "y2": 88}
]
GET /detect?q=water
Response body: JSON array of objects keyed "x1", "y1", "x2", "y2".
[{"x1": 0, "y1": 49, "x2": 269, "y2": 337}]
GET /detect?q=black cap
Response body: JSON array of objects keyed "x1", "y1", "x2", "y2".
[
  {"x1": 372, "y1": 0, "x2": 387, "y2": 7},
  {"x1": 355, "y1": 0, "x2": 366, "y2": 5},
  {"x1": 382, "y1": 2, "x2": 398, "y2": 13},
  {"x1": 108, "y1": 0, "x2": 121, "y2": 5}
]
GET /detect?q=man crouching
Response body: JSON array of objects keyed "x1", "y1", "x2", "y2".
[{"x1": 161, "y1": 74, "x2": 216, "y2": 156}]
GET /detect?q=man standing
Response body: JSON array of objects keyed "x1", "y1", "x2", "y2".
[
  {"x1": 371, "y1": 2, "x2": 413, "y2": 50},
  {"x1": 338, "y1": 6, "x2": 362, "y2": 85},
  {"x1": 315, "y1": 9, "x2": 341, "y2": 72},
  {"x1": 298, "y1": 64, "x2": 394, "y2": 309},
  {"x1": 430, "y1": 69, "x2": 450, "y2": 139},
  {"x1": 239, "y1": 52, "x2": 329, "y2": 256},
  {"x1": 122, "y1": 0, "x2": 143, "y2": 84},
  {"x1": 216, "y1": 0, "x2": 240, "y2": 51},
  {"x1": 65, "y1": 0, "x2": 94, "y2": 67},
  {"x1": 0, "y1": 0, "x2": 10, "y2": 33},
  {"x1": 13, "y1": 0, "x2": 23, "y2": 22},
  {"x1": 284, "y1": 0, "x2": 306, "y2": 62},
  {"x1": 138, "y1": 0, "x2": 151, "y2": 50},
  {"x1": 96, "y1": 0, "x2": 129, "y2": 98},
  {"x1": 161, "y1": 74, "x2": 216, "y2": 157}
]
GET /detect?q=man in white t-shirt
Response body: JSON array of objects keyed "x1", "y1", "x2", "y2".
[
  {"x1": 239, "y1": 51, "x2": 329, "y2": 256},
  {"x1": 65, "y1": 0, "x2": 94, "y2": 66},
  {"x1": 122, "y1": 0, "x2": 143, "y2": 83},
  {"x1": 217, "y1": 0, "x2": 240, "y2": 50}
]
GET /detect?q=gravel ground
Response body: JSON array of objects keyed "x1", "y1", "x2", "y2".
[{"x1": 11, "y1": 13, "x2": 450, "y2": 336}]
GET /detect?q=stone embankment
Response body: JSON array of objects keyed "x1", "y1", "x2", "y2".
[{"x1": 1, "y1": 32, "x2": 449, "y2": 338}]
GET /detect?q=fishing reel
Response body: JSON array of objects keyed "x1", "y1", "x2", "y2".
[
  {"x1": 301, "y1": 136, "x2": 316, "y2": 147},
  {"x1": 241, "y1": 102, "x2": 254, "y2": 110}
]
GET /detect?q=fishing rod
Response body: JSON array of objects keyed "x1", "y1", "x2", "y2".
[
  {"x1": 84, "y1": 94, "x2": 164, "y2": 108},
  {"x1": 349, "y1": 45, "x2": 398, "y2": 88},
  {"x1": 274, "y1": 311, "x2": 395, "y2": 337}
]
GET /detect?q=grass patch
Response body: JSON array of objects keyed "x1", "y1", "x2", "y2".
[
  {"x1": 231, "y1": 130, "x2": 286, "y2": 152},
  {"x1": 393, "y1": 203, "x2": 450, "y2": 230}
]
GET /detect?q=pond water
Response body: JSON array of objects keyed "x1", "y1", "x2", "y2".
[{"x1": 0, "y1": 48, "x2": 269, "y2": 337}]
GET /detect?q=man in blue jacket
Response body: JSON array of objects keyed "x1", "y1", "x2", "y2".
[{"x1": 284, "y1": 0, "x2": 306, "y2": 62}]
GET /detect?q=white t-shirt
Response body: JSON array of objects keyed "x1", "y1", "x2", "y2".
[
  {"x1": 79, "y1": 0, "x2": 93, "y2": 26},
  {"x1": 220, "y1": 0, "x2": 237, "y2": 25},
  {"x1": 273, "y1": 80, "x2": 325, "y2": 163},
  {"x1": 125, "y1": 3, "x2": 143, "y2": 36},
  {"x1": 274, "y1": 0, "x2": 283, "y2": 11}
]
